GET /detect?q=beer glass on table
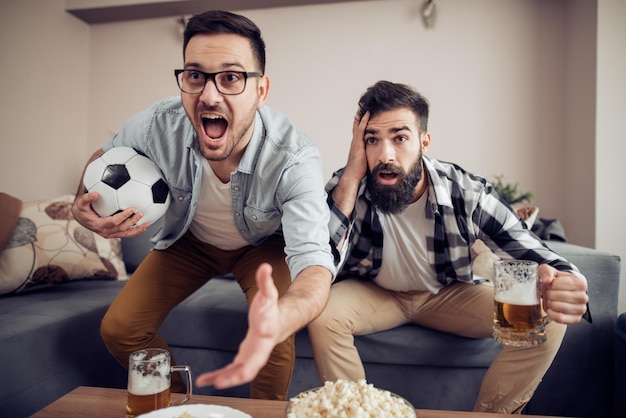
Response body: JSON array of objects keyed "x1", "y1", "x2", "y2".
[
  {"x1": 126, "y1": 348, "x2": 192, "y2": 418},
  {"x1": 493, "y1": 260, "x2": 547, "y2": 347}
]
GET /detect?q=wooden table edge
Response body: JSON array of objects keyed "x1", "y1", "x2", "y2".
[{"x1": 31, "y1": 385, "x2": 569, "y2": 418}]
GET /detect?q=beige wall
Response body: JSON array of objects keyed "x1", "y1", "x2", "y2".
[
  {"x1": 87, "y1": 0, "x2": 596, "y2": 243},
  {"x1": 597, "y1": 0, "x2": 626, "y2": 314},
  {"x1": 0, "y1": 0, "x2": 89, "y2": 201},
  {"x1": 1, "y1": 0, "x2": 623, "y2": 311}
]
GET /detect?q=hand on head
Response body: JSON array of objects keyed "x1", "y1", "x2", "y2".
[{"x1": 342, "y1": 110, "x2": 370, "y2": 182}]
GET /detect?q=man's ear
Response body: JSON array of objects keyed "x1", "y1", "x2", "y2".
[
  {"x1": 421, "y1": 132, "x2": 432, "y2": 152},
  {"x1": 256, "y1": 75, "x2": 270, "y2": 108}
]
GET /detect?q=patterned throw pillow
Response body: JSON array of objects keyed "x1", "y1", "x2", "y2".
[{"x1": 0, "y1": 194, "x2": 127, "y2": 295}]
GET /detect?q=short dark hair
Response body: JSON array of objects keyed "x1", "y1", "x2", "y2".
[
  {"x1": 183, "y1": 10, "x2": 266, "y2": 74},
  {"x1": 358, "y1": 81, "x2": 430, "y2": 134}
]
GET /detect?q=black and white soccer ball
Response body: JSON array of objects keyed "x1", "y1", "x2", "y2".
[{"x1": 83, "y1": 147, "x2": 171, "y2": 226}]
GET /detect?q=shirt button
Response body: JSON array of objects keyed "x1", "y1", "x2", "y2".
[
  {"x1": 252, "y1": 215, "x2": 257, "y2": 220},
  {"x1": 235, "y1": 212, "x2": 241, "y2": 217},
  {"x1": 178, "y1": 196, "x2": 184, "y2": 201},
  {"x1": 233, "y1": 186, "x2": 240, "y2": 191}
]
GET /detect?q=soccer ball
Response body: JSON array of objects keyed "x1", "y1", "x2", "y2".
[{"x1": 83, "y1": 147, "x2": 170, "y2": 226}]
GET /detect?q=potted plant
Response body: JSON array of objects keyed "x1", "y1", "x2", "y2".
[
  {"x1": 490, "y1": 175, "x2": 538, "y2": 228},
  {"x1": 490, "y1": 174, "x2": 534, "y2": 205}
]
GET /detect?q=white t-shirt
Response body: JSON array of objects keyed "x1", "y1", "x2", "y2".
[
  {"x1": 188, "y1": 159, "x2": 249, "y2": 251},
  {"x1": 375, "y1": 194, "x2": 443, "y2": 293}
]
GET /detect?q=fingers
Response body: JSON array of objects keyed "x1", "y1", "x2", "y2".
[
  {"x1": 343, "y1": 110, "x2": 370, "y2": 182},
  {"x1": 256, "y1": 263, "x2": 273, "y2": 286},
  {"x1": 195, "y1": 333, "x2": 274, "y2": 389},
  {"x1": 195, "y1": 361, "x2": 258, "y2": 389},
  {"x1": 353, "y1": 110, "x2": 370, "y2": 133},
  {"x1": 539, "y1": 267, "x2": 589, "y2": 324},
  {"x1": 255, "y1": 263, "x2": 278, "y2": 307},
  {"x1": 73, "y1": 192, "x2": 149, "y2": 238}
]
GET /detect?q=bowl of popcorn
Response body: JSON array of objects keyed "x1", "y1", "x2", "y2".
[{"x1": 285, "y1": 379, "x2": 417, "y2": 417}]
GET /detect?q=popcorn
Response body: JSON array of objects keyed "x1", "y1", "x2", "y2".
[{"x1": 286, "y1": 379, "x2": 416, "y2": 418}]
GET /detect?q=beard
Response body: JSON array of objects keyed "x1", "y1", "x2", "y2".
[{"x1": 367, "y1": 156, "x2": 424, "y2": 214}]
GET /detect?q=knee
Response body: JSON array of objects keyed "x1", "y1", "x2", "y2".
[
  {"x1": 100, "y1": 307, "x2": 151, "y2": 348},
  {"x1": 307, "y1": 303, "x2": 347, "y2": 341},
  {"x1": 100, "y1": 309, "x2": 126, "y2": 347}
]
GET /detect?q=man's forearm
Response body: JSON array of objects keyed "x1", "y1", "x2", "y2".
[
  {"x1": 276, "y1": 265, "x2": 332, "y2": 342},
  {"x1": 329, "y1": 174, "x2": 362, "y2": 253},
  {"x1": 331, "y1": 175, "x2": 361, "y2": 220}
]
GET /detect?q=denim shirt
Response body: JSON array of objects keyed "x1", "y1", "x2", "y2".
[{"x1": 104, "y1": 96, "x2": 335, "y2": 280}]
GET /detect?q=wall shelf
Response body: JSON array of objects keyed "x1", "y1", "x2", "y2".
[{"x1": 66, "y1": 0, "x2": 367, "y2": 23}]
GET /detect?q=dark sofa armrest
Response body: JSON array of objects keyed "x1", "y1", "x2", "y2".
[{"x1": 525, "y1": 240, "x2": 620, "y2": 417}]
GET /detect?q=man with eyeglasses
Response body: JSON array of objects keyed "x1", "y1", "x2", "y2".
[{"x1": 71, "y1": 10, "x2": 335, "y2": 400}]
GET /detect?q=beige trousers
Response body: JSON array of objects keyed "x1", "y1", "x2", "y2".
[{"x1": 307, "y1": 279, "x2": 566, "y2": 414}]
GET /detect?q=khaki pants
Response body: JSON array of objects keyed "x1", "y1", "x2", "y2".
[
  {"x1": 100, "y1": 231, "x2": 295, "y2": 400},
  {"x1": 307, "y1": 279, "x2": 566, "y2": 413}
]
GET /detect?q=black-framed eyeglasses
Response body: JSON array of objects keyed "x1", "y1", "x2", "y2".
[{"x1": 174, "y1": 69, "x2": 263, "y2": 95}]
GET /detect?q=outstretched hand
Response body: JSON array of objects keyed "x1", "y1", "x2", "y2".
[
  {"x1": 195, "y1": 263, "x2": 281, "y2": 389},
  {"x1": 538, "y1": 264, "x2": 589, "y2": 324},
  {"x1": 71, "y1": 191, "x2": 149, "y2": 239}
]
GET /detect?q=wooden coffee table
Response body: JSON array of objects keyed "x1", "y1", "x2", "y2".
[{"x1": 31, "y1": 386, "x2": 564, "y2": 417}]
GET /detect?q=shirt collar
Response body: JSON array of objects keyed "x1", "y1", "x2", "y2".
[
  {"x1": 423, "y1": 156, "x2": 454, "y2": 210},
  {"x1": 236, "y1": 110, "x2": 264, "y2": 175}
]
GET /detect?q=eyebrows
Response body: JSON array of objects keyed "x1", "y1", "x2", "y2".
[
  {"x1": 184, "y1": 62, "x2": 246, "y2": 71},
  {"x1": 365, "y1": 124, "x2": 414, "y2": 136}
]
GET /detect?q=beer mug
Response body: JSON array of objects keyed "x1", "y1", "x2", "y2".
[
  {"x1": 126, "y1": 348, "x2": 192, "y2": 418},
  {"x1": 493, "y1": 260, "x2": 547, "y2": 347}
]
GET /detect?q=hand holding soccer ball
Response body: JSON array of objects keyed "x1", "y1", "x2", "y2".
[{"x1": 82, "y1": 147, "x2": 171, "y2": 226}]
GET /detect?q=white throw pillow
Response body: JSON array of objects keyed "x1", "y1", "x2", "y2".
[{"x1": 0, "y1": 194, "x2": 127, "y2": 295}]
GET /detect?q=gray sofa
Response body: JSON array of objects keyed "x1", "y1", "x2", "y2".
[{"x1": 0, "y1": 223, "x2": 621, "y2": 417}]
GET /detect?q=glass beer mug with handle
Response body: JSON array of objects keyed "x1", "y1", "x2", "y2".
[
  {"x1": 126, "y1": 348, "x2": 192, "y2": 418},
  {"x1": 492, "y1": 260, "x2": 548, "y2": 347}
]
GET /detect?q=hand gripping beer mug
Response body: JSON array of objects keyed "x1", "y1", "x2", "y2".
[
  {"x1": 493, "y1": 260, "x2": 547, "y2": 347},
  {"x1": 126, "y1": 348, "x2": 192, "y2": 418}
]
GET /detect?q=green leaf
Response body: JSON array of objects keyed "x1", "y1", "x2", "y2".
[{"x1": 490, "y1": 175, "x2": 535, "y2": 205}]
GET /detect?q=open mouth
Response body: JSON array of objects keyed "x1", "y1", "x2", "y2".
[
  {"x1": 374, "y1": 164, "x2": 402, "y2": 184},
  {"x1": 378, "y1": 170, "x2": 399, "y2": 181},
  {"x1": 202, "y1": 115, "x2": 228, "y2": 140}
]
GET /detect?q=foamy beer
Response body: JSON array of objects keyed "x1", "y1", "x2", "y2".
[
  {"x1": 126, "y1": 348, "x2": 192, "y2": 418},
  {"x1": 493, "y1": 260, "x2": 547, "y2": 347}
]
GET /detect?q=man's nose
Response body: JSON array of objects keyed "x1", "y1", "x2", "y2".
[
  {"x1": 199, "y1": 78, "x2": 223, "y2": 103},
  {"x1": 379, "y1": 141, "x2": 395, "y2": 163}
]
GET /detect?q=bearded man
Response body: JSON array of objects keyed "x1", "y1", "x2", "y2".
[{"x1": 307, "y1": 80, "x2": 589, "y2": 413}]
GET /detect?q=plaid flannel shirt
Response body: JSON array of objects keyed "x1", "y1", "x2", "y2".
[{"x1": 327, "y1": 157, "x2": 584, "y2": 287}]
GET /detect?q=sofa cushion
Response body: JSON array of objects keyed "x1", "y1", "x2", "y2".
[
  {"x1": 0, "y1": 280, "x2": 127, "y2": 417},
  {"x1": 160, "y1": 276, "x2": 248, "y2": 350},
  {"x1": 160, "y1": 277, "x2": 502, "y2": 369},
  {"x1": 0, "y1": 194, "x2": 127, "y2": 295}
]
